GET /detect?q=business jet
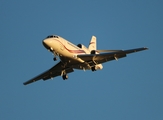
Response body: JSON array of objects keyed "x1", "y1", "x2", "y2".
[{"x1": 23, "y1": 35, "x2": 148, "y2": 85}]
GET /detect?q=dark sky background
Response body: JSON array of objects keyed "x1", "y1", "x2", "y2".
[{"x1": 1, "y1": 0, "x2": 163, "y2": 120}]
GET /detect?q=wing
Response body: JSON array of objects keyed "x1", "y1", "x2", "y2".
[
  {"x1": 96, "y1": 50, "x2": 122, "y2": 53},
  {"x1": 77, "y1": 47, "x2": 148, "y2": 66},
  {"x1": 23, "y1": 61, "x2": 74, "y2": 85}
]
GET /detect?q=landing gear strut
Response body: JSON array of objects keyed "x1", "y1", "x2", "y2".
[
  {"x1": 52, "y1": 51, "x2": 58, "y2": 61},
  {"x1": 48, "y1": 47, "x2": 58, "y2": 61}
]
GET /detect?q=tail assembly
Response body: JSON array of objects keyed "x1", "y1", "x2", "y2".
[
  {"x1": 88, "y1": 36, "x2": 97, "y2": 51},
  {"x1": 88, "y1": 36, "x2": 103, "y2": 71}
]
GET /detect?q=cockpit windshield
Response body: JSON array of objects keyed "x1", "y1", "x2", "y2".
[{"x1": 46, "y1": 35, "x2": 59, "y2": 38}]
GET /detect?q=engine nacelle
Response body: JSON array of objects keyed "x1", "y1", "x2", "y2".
[
  {"x1": 91, "y1": 50, "x2": 100, "y2": 54},
  {"x1": 91, "y1": 50, "x2": 96, "y2": 54},
  {"x1": 77, "y1": 44, "x2": 90, "y2": 54}
]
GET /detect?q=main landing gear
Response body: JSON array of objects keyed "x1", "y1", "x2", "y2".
[
  {"x1": 62, "y1": 74, "x2": 68, "y2": 80},
  {"x1": 61, "y1": 70, "x2": 68, "y2": 80},
  {"x1": 91, "y1": 66, "x2": 96, "y2": 71}
]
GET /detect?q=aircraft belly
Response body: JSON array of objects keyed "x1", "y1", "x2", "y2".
[
  {"x1": 59, "y1": 56, "x2": 90, "y2": 70},
  {"x1": 73, "y1": 65, "x2": 90, "y2": 70}
]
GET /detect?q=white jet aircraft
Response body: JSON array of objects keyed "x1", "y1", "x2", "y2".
[{"x1": 23, "y1": 35, "x2": 148, "y2": 85}]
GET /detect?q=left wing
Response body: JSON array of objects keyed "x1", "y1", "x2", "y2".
[
  {"x1": 23, "y1": 61, "x2": 74, "y2": 85},
  {"x1": 77, "y1": 47, "x2": 148, "y2": 65}
]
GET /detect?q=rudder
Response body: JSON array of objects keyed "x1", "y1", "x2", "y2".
[{"x1": 88, "y1": 36, "x2": 97, "y2": 51}]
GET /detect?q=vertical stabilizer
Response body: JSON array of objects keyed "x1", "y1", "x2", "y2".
[
  {"x1": 88, "y1": 36, "x2": 103, "y2": 69},
  {"x1": 88, "y1": 36, "x2": 97, "y2": 51}
]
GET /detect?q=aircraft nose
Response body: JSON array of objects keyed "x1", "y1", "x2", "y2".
[{"x1": 42, "y1": 39, "x2": 52, "y2": 49}]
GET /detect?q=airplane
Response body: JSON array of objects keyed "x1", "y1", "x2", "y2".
[{"x1": 23, "y1": 35, "x2": 148, "y2": 85}]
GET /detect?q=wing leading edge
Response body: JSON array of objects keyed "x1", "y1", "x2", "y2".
[
  {"x1": 77, "y1": 47, "x2": 148, "y2": 65},
  {"x1": 23, "y1": 62, "x2": 74, "y2": 85}
]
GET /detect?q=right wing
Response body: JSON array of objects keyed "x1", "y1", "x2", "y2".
[
  {"x1": 77, "y1": 47, "x2": 148, "y2": 66},
  {"x1": 23, "y1": 61, "x2": 74, "y2": 85},
  {"x1": 96, "y1": 50, "x2": 122, "y2": 53}
]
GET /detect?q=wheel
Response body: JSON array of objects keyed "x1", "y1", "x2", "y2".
[
  {"x1": 53, "y1": 57, "x2": 57, "y2": 61},
  {"x1": 62, "y1": 74, "x2": 68, "y2": 80},
  {"x1": 91, "y1": 66, "x2": 96, "y2": 71},
  {"x1": 65, "y1": 75, "x2": 68, "y2": 79}
]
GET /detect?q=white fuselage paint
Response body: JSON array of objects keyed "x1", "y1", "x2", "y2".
[{"x1": 43, "y1": 35, "x2": 94, "y2": 70}]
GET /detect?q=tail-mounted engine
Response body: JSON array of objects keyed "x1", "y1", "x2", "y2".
[
  {"x1": 90, "y1": 50, "x2": 96, "y2": 54},
  {"x1": 77, "y1": 44, "x2": 90, "y2": 54}
]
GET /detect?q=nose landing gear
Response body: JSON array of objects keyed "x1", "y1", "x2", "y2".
[
  {"x1": 52, "y1": 50, "x2": 58, "y2": 61},
  {"x1": 53, "y1": 57, "x2": 57, "y2": 61},
  {"x1": 48, "y1": 47, "x2": 58, "y2": 61}
]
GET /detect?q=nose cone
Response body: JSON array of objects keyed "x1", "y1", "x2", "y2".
[{"x1": 42, "y1": 39, "x2": 52, "y2": 49}]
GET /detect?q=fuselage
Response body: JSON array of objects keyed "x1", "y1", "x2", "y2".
[{"x1": 42, "y1": 35, "x2": 92, "y2": 70}]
